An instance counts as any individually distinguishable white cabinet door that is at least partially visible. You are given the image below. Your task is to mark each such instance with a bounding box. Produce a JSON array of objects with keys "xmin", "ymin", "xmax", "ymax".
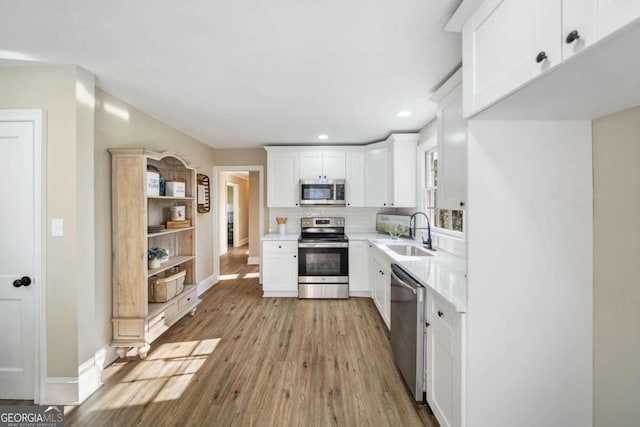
[
  {"xmin": 388, "ymin": 136, "xmax": 418, "ymax": 208},
  {"xmin": 262, "ymin": 241, "xmax": 298, "ymax": 295},
  {"xmin": 322, "ymin": 151, "xmax": 346, "ymax": 179},
  {"xmin": 345, "ymin": 151, "xmax": 365, "ymax": 207},
  {"xmin": 437, "ymin": 82, "xmax": 467, "ymax": 211},
  {"xmin": 595, "ymin": 0, "xmax": 640, "ymax": 39},
  {"xmin": 267, "ymin": 152, "xmax": 299, "ymax": 207},
  {"xmin": 562, "ymin": 0, "xmax": 596, "ymax": 60},
  {"xmin": 371, "ymin": 254, "xmax": 390, "ymax": 329},
  {"xmin": 426, "ymin": 289, "xmax": 463, "ymax": 427},
  {"xmin": 462, "ymin": 0, "xmax": 561, "ymax": 116},
  {"xmin": 427, "ymin": 327, "xmax": 458, "ymax": 427},
  {"xmin": 364, "ymin": 145, "xmax": 389, "ymax": 207},
  {"xmin": 348, "ymin": 240, "xmax": 369, "ymax": 295},
  {"xmin": 299, "ymin": 151, "xmax": 345, "ymax": 180},
  {"xmin": 299, "ymin": 151, "xmax": 323, "ymax": 180}
]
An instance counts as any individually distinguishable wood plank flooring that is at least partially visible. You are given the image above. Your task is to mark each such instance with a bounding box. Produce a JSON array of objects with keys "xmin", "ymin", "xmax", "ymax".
[{"xmin": 5, "ymin": 245, "xmax": 439, "ymax": 426}]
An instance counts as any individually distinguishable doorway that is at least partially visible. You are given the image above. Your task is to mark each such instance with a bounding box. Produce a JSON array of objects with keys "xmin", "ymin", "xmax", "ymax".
[{"xmin": 213, "ymin": 166, "xmax": 264, "ymax": 280}]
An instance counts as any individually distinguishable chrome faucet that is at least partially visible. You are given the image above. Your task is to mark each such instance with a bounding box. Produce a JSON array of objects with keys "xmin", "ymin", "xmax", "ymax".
[{"xmin": 409, "ymin": 211, "xmax": 435, "ymax": 251}]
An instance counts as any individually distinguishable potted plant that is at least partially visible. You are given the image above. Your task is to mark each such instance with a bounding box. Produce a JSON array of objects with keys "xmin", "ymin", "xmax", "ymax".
[{"xmin": 148, "ymin": 247, "xmax": 168, "ymax": 269}]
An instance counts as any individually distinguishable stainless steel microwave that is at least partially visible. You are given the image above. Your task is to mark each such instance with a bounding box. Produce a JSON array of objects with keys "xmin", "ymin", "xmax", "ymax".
[{"xmin": 299, "ymin": 179, "xmax": 346, "ymax": 206}]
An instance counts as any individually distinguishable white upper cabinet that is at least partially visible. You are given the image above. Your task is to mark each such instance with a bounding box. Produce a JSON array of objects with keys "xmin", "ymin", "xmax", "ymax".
[
  {"xmin": 463, "ymin": 0, "xmax": 561, "ymax": 116},
  {"xmin": 364, "ymin": 144, "xmax": 389, "ymax": 207},
  {"xmin": 299, "ymin": 151, "xmax": 323, "ymax": 179},
  {"xmin": 267, "ymin": 150, "xmax": 299, "ymax": 207},
  {"xmin": 299, "ymin": 151, "xmax": 345, "ymax": 180},
  {"xmin": 387, "ymin": 134, "xmax": 418, "ymax": 208},
  {"xmin": 345, "ymin": 151, "xmax": 365, "ymax": 207},
  {"xmin": 433, "ymin": 70, "xmax": 467, "ymax": 211},
  {"xmin": 463, "ymin": 0, "xmax": 640, "ymax": 117}
]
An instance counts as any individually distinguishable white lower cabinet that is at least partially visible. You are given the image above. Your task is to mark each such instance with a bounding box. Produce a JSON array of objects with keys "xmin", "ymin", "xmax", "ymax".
[
  {"xmin": 370, "ymin": 248, "xmax": 390, "ymax": 329},
  {"xmin": 261, "ymin": 241, "xmax": 298, "ymax": 297},
  {"xmin": 348, "ymin": 240, "xmax": 369, "ymax": 296},
  {"xmin": 426, "ymin": 289, "xmax": 463, "ymax": 427}
]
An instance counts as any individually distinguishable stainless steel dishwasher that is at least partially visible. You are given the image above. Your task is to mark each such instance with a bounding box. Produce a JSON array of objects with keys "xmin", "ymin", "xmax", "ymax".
[{"xmin": 390, "ymin": 263, "xmax": 426, "ymax": 402}]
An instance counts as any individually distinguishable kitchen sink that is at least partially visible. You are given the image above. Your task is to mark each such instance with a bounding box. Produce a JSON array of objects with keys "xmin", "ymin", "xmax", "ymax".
[{"xmin": 385, "ymin": 244, "xmax": 434, "ymax": 257}]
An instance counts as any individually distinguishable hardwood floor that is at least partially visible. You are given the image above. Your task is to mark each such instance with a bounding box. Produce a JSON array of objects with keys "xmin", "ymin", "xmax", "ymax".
[{"xmin": 5, "ymin": 245, "xmax": 439, "ymax": 426}]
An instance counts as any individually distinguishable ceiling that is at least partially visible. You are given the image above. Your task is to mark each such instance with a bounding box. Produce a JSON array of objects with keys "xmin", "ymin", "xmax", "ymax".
[{"xmin": 0, "ymin": 0, "xmax": 462, "ymax": 148}]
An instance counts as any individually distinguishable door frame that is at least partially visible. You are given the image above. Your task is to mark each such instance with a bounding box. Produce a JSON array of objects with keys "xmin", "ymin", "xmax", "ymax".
[
  {"xmin": 212, "ymin": 166, "xmax": 264, "ymax": 283},
  {"xmin": 0, "ymin": 109, "xmax": 46, "ymax": 402}
]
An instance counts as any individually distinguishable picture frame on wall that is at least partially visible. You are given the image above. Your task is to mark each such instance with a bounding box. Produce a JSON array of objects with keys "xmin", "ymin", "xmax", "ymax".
[{"xmin": 197, "ymin": 173, "xmax": 211, "ymax": 213}]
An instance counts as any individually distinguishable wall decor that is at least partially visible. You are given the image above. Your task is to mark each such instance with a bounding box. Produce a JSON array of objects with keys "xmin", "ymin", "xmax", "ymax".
[{"xmin": 197, "ymin": 173, "xmax": 211, "ymax": 213}]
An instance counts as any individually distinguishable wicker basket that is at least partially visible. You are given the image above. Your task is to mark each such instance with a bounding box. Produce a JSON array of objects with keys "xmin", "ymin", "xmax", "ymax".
[{"xmin": 148, "ymin": 269, "xmax": 186, "ymax": 302}]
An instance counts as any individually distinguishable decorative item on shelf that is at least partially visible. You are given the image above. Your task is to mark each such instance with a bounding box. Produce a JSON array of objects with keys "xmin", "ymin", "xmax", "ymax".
[
  {"xmin": 147, "ymin": 224, "xmax": 166, "ymax": 233},
  {"xmin": 148, "ymin": 247, "xmax": 169, "ymax": 269},
  {"xmin": 197, "ymin": 173, "xmax": 211, "ymax": 213},
  {"xmin": 165, "ymin": 180, "xmax": 186, "ymax": 197},
  {"xmin": 276, "ymin": 217, "xmax": 287, "ymax": 235},
  {"xmin": 170, "ymin": 204, "xmax": 186, "ymax": 221},
  {"xmin": 146, "ymin": 164, "xmax": 165, "ymax": 196},
  {"xmin": 146, "ymin": 170, "xmax": 160, "ymax": 197},
  {"xmin": 148, "ymin": 269, "xmax": 186, "ymax": 302},
  {"xmin": 166, "ymin": 219, "xmax": 191, "ymax": 229}
]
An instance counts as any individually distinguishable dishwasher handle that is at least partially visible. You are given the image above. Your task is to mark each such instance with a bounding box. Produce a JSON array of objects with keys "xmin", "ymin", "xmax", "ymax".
[{"xmin": 390, "ymin": 264, "xmax": 422, "ymax": 295}]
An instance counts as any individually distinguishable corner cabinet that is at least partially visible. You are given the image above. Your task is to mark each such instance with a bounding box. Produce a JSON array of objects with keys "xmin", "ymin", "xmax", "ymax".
[{"xmin": 109, "ymin": 149, "xmax": 201, "ymax": 359}]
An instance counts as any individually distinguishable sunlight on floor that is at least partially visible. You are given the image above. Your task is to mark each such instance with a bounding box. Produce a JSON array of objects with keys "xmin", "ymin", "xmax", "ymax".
[
  {"xmin": 219, "ymin": 272, "xmax": 259, "ymax": 280},
  {"xmin": 92, "ymin": 339, "xmax": 220, "ymax": 409}
]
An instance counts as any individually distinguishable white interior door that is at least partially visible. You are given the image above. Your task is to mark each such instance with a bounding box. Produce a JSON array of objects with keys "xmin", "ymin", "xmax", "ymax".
[{"xmin": 0, "ymin": 117, "xmax": 38, "ymax": 399}]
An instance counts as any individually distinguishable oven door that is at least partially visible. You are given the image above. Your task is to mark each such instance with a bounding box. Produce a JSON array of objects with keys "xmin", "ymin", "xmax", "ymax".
[{"xmin": 298, "ymin": 243, "xmax": 349, "ymax": 283}]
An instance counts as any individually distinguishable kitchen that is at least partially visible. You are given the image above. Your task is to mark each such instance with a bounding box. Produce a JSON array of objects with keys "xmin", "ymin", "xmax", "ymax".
[{"xmin": 0, "ymin": 1, "xmax": 639, "ymax": 426}]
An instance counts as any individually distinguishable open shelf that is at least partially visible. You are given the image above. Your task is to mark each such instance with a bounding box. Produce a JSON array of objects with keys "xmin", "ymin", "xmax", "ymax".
[
  {"xmin": 147, "ymin": 256, "xmax": 195, "ymax": 277},
  {"xmin": 147, "ymin": 226, "xmax": 195, "ymax": 238},
  {"xmin": 147, "ymin": 195, "xmax": 195, "ymax": 200}
]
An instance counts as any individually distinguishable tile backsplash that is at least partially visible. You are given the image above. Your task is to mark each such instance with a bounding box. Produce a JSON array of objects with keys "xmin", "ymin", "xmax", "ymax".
[{"xmin": 268, "ymin": 207, "xmax": 382, "ymax": 234}]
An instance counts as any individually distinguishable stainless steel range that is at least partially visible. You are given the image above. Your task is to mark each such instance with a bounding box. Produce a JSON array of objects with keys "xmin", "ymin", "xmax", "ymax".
[{"xmin": 298, "ymin": 217, "xmax": 349, "ymax": 299}]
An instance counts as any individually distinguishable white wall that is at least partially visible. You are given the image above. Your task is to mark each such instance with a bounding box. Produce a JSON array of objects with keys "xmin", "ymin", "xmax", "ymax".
[
  {"xmin": 593, "ymin": 106, "xmax": 640, "ymax": 427},
  {"xmin": 466, "ymin": 120, "xmax": 593, "ymax": 427}
]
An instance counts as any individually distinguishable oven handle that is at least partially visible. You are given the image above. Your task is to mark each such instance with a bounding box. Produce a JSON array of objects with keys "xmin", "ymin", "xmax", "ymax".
[{"xmin": 298, "ymin": 242, "xmax": 349, "ymax": 248}]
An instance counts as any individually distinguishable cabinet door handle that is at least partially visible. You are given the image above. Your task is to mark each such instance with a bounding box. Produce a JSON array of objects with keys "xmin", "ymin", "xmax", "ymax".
[
  {"xmin": 383, "ymin": 203, "xmax": 386, "ymax": 206},
  {"xmin": 278, "ymin": 245, "xmax": 282, "ymax": 248},
  {"xmin": 566, "ymin": 30, "xmax": 580, "ymax": 44},
  {"xmin": 535, "ymin": 51, "xmax": 547, "ymax": 63},
  {"xmin": 437, "ymin": 310, "xmax": 444, "ymax": 317},
  {"xmin": 460, "ymin": 201, "xmax": 465, "ymax": 207},
  {"xmin": 425, "ymin": 322, "xmax": 430, "ymax": 327},
  {"xmin": 293, "ymin": 255, "xmax": 296, "ymax": 258}
]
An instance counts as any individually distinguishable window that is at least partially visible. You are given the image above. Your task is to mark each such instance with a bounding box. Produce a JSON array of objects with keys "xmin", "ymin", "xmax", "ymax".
[{"xmin": 421, "ymin": 143, "xmax": 464, "ymax": 234}]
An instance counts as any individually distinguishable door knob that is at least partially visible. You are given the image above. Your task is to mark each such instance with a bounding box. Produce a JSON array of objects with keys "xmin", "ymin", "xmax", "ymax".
[
  {"xmin": 13, "ymin": 276, "xmax": 32, "ymax": 287},
  {"xmin": 535, "ymin": 51, "xmax": 547, "ymax": 63}
]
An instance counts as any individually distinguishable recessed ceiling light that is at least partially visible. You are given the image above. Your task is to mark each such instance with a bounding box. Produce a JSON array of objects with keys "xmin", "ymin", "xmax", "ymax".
[
  {"xmin": 318, "ymin": 134, "xmax": 329, "ymax": 140},
  {"xmin": 397, "ymin": 110, "xmax": 412, "ymax": 117}
]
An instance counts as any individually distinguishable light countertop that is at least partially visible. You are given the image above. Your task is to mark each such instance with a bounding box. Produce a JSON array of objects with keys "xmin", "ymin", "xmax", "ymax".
[
  {"xmin": 351, "ymin": 234, "xmax": 467, "ymax": 312},
  {"xmin": 261, "ymin": 232, "xmax": 467, "ymax": 312}
]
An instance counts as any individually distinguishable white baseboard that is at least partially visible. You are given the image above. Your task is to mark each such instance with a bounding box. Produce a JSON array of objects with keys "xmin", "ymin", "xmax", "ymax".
[
  {"xmin": 43, "ymin": 377, "xmax": 79, "ymax": 405},
  {"xmin": 198, "ymin": 273, "xmax": 218, "ymax": 296},
  {"xmin": 236, "ymin": 237, "xmax": 248, "ymax": 246},
  {"xmin": 263, "ymin": 291, "xmax": 298, "ymax": 297},
  {"xmin": 247, "ymin": 256, "xmax": 260, "ymax": 265},
  {"xmin": 349, "ymin": 291, "xmax": 372, "ymax": 298},
  {"xmin": 78, "ymin": 356, "xmax": 102, "ymax": 404}
]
